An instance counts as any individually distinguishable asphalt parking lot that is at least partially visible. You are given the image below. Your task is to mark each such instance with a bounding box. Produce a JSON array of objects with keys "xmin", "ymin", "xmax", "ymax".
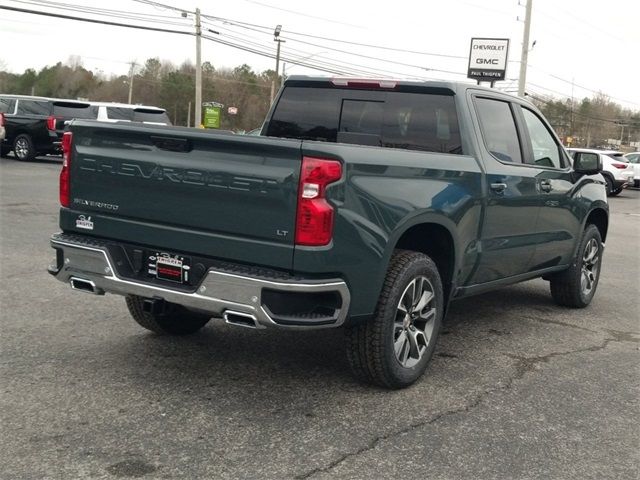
[{"xmin": 1, "ymin": 155, "xmax": 639, "ymax": 480}]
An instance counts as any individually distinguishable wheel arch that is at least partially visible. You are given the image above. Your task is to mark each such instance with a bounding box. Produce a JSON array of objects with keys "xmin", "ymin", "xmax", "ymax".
[
  {"xmin": 584, "ymin": 207, "xmax": 608, "ymax": 243},
  {"xmin": 385, "ymin": 219, "xmax": 458, "ymax": 304}
]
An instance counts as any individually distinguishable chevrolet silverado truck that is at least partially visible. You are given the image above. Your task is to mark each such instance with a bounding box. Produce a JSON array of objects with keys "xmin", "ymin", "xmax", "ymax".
[{"xmin": 48, "ymin": 77, "xmax": 609, "ymax": 388}]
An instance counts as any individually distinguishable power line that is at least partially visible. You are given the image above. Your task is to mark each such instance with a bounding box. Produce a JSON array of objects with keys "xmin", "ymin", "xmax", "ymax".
[
  {"xmin": 0, "ymin": 5, "xmax": 193, "ymax": 35},
  {"xmin": 239, "ymin": 0, "xmax": 366, "ymax": 29},
  {"xmin": 201, "ymin": 21, "xmax": 446, "ymax": 80},
  {"xmin": 10, "ymin": 0, "xmax": 192, "ymax": 23},
  {"xmin": 526, "ymin": 91, "xmax": 637, "ymax": 125}
]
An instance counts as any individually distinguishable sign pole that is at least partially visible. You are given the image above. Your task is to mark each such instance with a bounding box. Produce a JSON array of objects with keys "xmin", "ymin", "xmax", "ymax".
[{"xmin": 517, "ymin": 0, "xmax": 533, "ymax": 97}]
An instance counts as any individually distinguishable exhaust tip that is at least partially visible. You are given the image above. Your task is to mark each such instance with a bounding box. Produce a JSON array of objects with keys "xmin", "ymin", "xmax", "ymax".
[
  {"xmin": 70, "ymin": 277, "xmax": 102, "ymax": 295},
  {"xmin": 224, "ymin": 310, "xmax": 259, "ymax": 329}
]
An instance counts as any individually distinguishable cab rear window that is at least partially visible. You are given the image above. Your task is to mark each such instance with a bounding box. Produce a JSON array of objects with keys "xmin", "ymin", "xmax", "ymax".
[{"xmin": 267, "ymin": 86, "xmax": 462, "ymax": 154}]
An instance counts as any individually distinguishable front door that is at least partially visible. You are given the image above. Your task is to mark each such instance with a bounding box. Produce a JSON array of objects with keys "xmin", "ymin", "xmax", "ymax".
[{"xmin": 516, "ymin": 105, "xmax": 582, "ymax": 270}]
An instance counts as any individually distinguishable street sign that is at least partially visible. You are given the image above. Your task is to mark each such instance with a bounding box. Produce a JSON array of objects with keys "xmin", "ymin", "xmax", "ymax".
[
  {"xmin": 467, "ymin": 38, "xmax": 510, "ymax": 81},
  {"xmin": 203, "ymin": 103, "xmax": 223, "ymax": 129}
]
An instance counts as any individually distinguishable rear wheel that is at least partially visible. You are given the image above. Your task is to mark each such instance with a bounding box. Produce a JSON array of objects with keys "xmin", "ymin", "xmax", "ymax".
[
  {"xmin": 549, "ymin": 224, "xmax": 602, "ymax": 308},
  {"xmin": 125, "ymin": 295, "xmax": 211, "ymax": 335},
  {"xmin": 603, "ymin": 175, "xmax": 615, "ymax": 196},
  {"xmin": 345, "ymin": 250, "xmax": 443, "ymax": 389},
  {"xmin": 13, "ymin": 134, "xmax": 36, "ymax": 161}
]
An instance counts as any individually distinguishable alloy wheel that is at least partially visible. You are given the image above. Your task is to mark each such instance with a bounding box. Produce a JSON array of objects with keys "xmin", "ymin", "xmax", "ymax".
[
  {"xmin": 393, "ymin": 276, "xmax": 437, "ymax": 368},
  {"xmin": 581, "ymin": 238, "xmax": 599, "ymax": 296},
  {"xmin": 15, "ymin": 139, "xmax": 29, "ymax": 159}
]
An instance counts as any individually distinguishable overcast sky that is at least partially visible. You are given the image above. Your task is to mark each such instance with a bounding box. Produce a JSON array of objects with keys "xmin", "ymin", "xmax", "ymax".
[{"xmin": 1, "ymin": 0, "xmax": 638, "ymax": 109}]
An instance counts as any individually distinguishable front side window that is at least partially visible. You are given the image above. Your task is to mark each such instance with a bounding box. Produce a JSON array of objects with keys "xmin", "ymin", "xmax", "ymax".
[
  {"xmin": 474, "ymin": 97, "xmax": 522, "ymax": 163},
  {"xmin": 521, "ymin": 108, "xmax": 562, "ymax": 168}
]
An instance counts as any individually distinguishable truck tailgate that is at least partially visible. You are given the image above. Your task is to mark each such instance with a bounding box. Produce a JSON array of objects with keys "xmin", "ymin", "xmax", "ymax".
[{"xmin": 63, "ymin": 121, "xmax": 302, "ymax": 270}]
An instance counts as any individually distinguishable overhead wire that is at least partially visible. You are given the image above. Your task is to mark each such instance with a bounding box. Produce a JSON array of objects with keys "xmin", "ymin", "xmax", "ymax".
[{"xmin": 0, "ymin": 4, "xmax": 193, "ymax": 35}]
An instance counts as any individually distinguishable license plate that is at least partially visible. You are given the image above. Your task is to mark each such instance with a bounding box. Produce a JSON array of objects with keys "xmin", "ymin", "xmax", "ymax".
[{"xmin": 148, "ymin": 252, "xmax": 191, "ymax": 283}]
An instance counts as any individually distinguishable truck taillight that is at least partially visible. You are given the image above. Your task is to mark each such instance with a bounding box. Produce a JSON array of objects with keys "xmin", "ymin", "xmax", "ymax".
[
  {"xmin": 47, "ymin": 115, "xmax": 60, "ymax": 131},
  {"xmin": 295, "ymin": 156, "xmax": 342, "ymax": 246},
  {"xmin": 59, "ymin": 132, "xmax": 73, "ymax": 207}
]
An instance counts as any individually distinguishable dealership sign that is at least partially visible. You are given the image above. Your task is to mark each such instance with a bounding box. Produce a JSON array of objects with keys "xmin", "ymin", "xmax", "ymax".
[{"xmin": 467, "ymin": 38, "xmax": 509, "ymax": 81}]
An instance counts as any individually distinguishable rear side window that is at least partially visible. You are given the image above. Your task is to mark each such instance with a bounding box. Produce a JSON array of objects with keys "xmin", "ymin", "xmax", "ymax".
[
  {"xmin": 0, "ymin": 98, "xmax": 16, "ymax": 114},
  {"xmin": 106, "ymin": 107, "xmax": 134, "ymax": 121},
  {"xmin": 17, "ymin": 100, "xmax": 51, "ymax": 116},
  {"xmin": 474, "ymin": 97, "xmax": 522, "ymax": 163},
  {"xmin": 267, "ymin": 86, "xmax": 462, "ymax": 154},
  {"xmin": 52, "ymin": 102, "xmax": 98, "ymax": 119}
]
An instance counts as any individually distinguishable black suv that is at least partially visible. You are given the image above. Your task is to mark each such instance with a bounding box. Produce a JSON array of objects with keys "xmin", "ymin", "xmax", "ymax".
[{"xmin": 0, "ymin": 95, "xmax": 98, "ymax": 161}]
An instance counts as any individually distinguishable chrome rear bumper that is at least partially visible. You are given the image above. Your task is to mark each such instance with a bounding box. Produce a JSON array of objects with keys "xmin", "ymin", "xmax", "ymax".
[{"xmin": 49, "ymin": 234, "xmax": 350, "ymax": 330}]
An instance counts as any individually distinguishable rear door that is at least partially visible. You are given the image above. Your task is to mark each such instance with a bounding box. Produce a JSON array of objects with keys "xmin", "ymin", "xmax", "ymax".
[{"xmin": 66, "ymin": 122, "xmax": 302, "ymax": 270}]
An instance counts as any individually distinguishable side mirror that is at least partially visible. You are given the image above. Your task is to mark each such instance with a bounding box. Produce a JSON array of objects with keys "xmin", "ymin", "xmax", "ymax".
[{"xmin": 573, "ymin": 152, "xmax": 602, "ymax": 175}]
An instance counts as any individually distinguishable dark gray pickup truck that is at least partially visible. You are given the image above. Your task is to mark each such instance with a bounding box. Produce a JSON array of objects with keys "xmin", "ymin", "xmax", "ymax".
[{"xmin": 49, "ymin": 77, "xmax": 608, "ymax": 388}]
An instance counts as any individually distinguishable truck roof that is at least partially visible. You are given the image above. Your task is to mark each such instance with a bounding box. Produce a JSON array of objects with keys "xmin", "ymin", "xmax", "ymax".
[{"xmin": 284, "ymin": 75, "xmax": 518, "ymax": 98}]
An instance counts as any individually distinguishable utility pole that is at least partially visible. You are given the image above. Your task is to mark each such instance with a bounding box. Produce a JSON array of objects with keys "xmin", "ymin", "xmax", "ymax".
[
  {"xmin": 270, "ymin": 25, "xmax": 283, "ymax": 103},
  {"xmin": 127, "ymin": 61, "xmax": 136, "ymax": 104},
  {"xmin": 195, "ymin": 8, "xmax": 202, "ymax": 127},
  {"xmin": 281, "ymin": 62, "xmax": 286, "ymax": 89},
  {"xmin": 517, "ymin": 0, "xmax": 533, "ymax": 97}
]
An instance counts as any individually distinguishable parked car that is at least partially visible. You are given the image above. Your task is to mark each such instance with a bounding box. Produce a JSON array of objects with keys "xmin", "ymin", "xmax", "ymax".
[
  {"xmin": 0, "ymin": 112, "xmax": 5, "ymax": 143},
  {"xmin": 0, "ymin": 94, "xmax": 97, "ymax": 161},
  {"xmin": 91, "ymin": 102, "xmax": 171, "ymax": 125},
  {"xmin": 566, "ymin": 148, "xmax": 634, "ymax": 196},
  {"xmin": 49, "ymin": 77, "xmax": 608, "ymax": 389},
  {"xmin": 623, "ymin": 152, "xmax": 640, "ymax": 187}
]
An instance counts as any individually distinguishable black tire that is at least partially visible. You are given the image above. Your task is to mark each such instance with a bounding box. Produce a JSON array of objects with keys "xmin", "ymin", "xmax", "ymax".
[
  {"xmin": 609, "ymin": 187, "xmax": 623, "ymax": 197},
  {"xmin": 603, "ymin": 175, "xmax": 614, "ymax": 196},
  {"xmin": 549, "ymin": 224, "xmax": 602, "ymax": 308},
  {"xmin": 13, "ymin": 134, "xmax": 36, "ymax": 161},
  {"xmin": 125, "ymin": 295, "xmax": 211, "ymax": 335},
  {"xmin": 345, "ymin": 250, "xmax": 443, "ymax": 389}
]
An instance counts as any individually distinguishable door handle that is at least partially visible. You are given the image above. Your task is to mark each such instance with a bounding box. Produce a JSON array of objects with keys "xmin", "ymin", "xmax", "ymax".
[
  {"xmin": 539, "ymin": 180, "xmax": 552, "ymax": 192},
  {"xmin": 490, "ymin": 182, "xmax": 507, "ymax": 193}
]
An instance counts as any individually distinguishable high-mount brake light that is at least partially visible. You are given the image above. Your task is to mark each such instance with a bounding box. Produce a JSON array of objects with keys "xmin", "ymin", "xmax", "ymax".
[
  {"xmin": 331, "ymin": 78, "xmax": 397, "ymax": 89},
  {"xmin": 59, "ymin": 132, "xmax": 73, "ymax": 207},
  {"xmin": 295, "ymin": 157, "xmax": 342, "ymax": 246}
]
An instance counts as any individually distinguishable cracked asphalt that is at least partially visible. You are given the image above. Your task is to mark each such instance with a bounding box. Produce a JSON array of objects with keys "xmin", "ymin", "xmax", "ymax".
[{"xmin": 1, "ymin": 157, "xmax": 639, "ymax": 480}]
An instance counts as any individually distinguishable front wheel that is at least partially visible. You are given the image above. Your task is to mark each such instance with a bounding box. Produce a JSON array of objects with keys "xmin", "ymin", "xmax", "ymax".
[
  {"xmin": 345, "ymin": 250, "xmax": 443, "ymax": 389},
  {"xmin": 125, "ymin": 295, "xmax": 211, "ymax": 335},
  {"xmin": 549, "ymin": 224, "xmax": 603, "ymax": 308}
]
